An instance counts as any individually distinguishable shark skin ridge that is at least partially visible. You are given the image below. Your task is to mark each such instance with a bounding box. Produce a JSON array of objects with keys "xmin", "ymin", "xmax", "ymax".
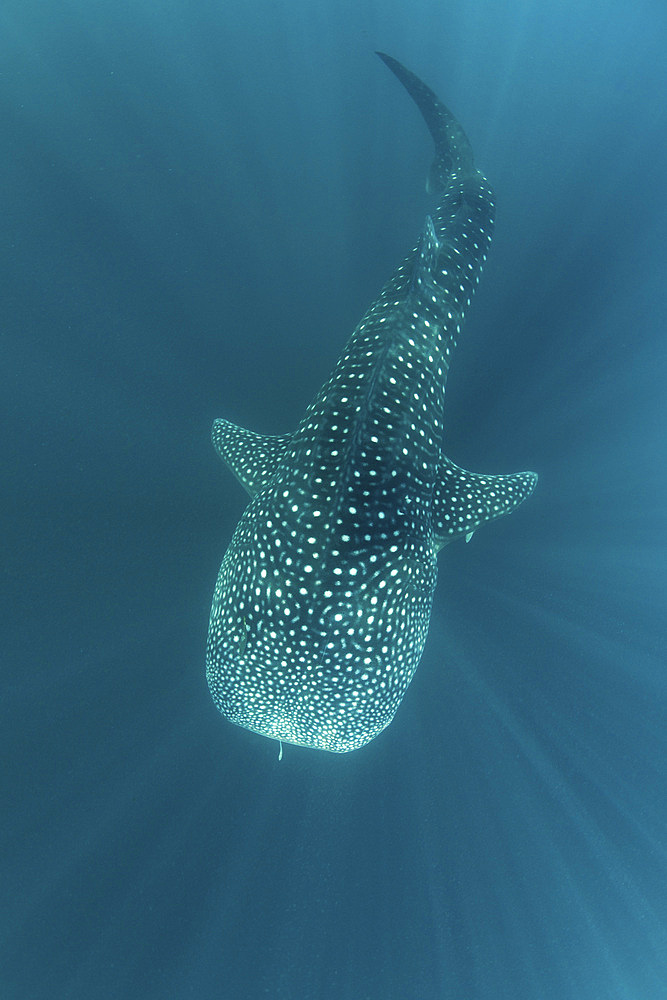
[{"xmin": 206, "ymin": 54, "xmax": 538, "ymax": 754}]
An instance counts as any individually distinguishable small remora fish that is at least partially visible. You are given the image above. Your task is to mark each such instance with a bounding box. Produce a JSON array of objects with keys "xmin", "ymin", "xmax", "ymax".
[{"xmin": 206, "ymin": 53, "xmax": 537, "ymax": 754}]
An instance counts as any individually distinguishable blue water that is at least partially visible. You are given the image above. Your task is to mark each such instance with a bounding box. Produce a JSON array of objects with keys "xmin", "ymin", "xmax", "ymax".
[{"xmin": 2, "ymin": 1, "xmax": 666, "ymax": 998}]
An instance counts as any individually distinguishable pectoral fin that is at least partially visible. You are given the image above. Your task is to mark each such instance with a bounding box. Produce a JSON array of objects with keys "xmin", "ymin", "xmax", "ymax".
[
  {"xmin": 433, "ymin": 454, "xmax": 537, "ymax": 550},
  {"xmin": 212, "ymin": 419, "xmax": 293, "ymax": 496}
]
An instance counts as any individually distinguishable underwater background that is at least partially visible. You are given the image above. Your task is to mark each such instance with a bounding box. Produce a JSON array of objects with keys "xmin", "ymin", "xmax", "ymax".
[{"xmin": 2, "ymin": 0, "xmax": 666, "ymax": 997}]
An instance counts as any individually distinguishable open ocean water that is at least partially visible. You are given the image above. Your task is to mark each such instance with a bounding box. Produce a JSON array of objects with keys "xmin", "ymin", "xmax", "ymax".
[{"xmin": 2, "ymin": 1, "xmax": 666, "ymax": 998}]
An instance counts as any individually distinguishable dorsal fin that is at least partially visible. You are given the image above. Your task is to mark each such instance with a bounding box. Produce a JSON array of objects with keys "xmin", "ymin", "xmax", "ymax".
[{"xmin": 409, "ymin": 215, "xmax": 440, "ymax": 298}]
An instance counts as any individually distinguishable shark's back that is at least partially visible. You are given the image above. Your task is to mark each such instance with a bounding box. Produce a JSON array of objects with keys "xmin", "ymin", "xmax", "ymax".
[
  {"xmin": 206, "ymin": 55, "xmax": 537, "ymax": 753},
  {"xmin": 285, "ymin": 55, "xmax": 494, "ymax": 529}
]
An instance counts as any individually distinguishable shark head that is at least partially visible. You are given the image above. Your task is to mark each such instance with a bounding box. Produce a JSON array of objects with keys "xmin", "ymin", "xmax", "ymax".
[
  {"xmin": 205, "ymin": 54, "xmax": 537, "ymax": 754},
  {"xmin": 207, "ymin": 467, "xmax": 439, "ymax": 752}
]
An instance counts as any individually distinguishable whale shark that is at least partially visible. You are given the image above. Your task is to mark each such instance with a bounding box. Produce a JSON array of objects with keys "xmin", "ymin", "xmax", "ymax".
[{"xmin": 206, "ymin": 53, "xmax": 537, "ymax": 753}]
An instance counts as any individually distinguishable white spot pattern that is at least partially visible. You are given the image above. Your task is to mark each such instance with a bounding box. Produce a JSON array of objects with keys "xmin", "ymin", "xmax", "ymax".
[{"xmin": 206, "ymin": 55, "xmax": 537, "ymax": 753}]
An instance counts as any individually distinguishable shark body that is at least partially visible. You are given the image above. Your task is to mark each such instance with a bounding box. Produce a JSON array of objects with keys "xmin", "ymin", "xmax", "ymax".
[{"xmin": 206, "ymin": 54, "xmax": 537, "ymax": 753}]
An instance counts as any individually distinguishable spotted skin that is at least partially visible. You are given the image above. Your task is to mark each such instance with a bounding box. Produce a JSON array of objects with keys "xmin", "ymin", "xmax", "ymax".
[{"xmin": 206, "ymin": 54, "xmax": 537, "ymax": 753}]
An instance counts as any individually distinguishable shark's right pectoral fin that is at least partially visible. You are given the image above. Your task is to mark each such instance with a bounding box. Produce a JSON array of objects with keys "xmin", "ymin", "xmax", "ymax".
[
  {"xmin": 432, "ymin": 454, "xmax": 537, "ymax": 551},
  {"xmin": 211, "ymin": 418, "xmax": 293, "ymax": 496}
]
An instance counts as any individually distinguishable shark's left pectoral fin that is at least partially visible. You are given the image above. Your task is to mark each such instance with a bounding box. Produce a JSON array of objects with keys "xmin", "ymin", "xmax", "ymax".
[
  {"xmin": 433, "ymin": 455, "xmax": 537, "ymax": 550},
  {"xmin": 212, "ymin": 418, "xmax": 293, "ymax": 496}
]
